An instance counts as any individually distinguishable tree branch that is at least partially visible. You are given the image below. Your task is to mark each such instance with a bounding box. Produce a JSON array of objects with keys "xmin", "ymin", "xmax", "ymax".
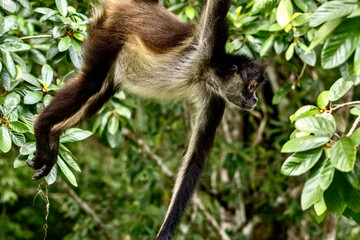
[
  {"xmin": 20, "ymin": 35, "xmax": 52, "ymax": 40},
  {"xmin": 58, "ymin": 181, "xmax": 114, "ymax": 240},
  {"xmin": 327, "ymin": 101, "xmax": 360, "ymax": 113},
  {"xmin": 347, "ymin": 115, "xmax": 360, "ymax": 137}
]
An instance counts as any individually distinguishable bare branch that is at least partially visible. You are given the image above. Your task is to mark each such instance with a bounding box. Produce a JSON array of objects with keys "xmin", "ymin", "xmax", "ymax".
[
  {"xmin": 347, "ymin": 115, "xmax": 360, "ymax": 137},
  {"xmin": 121, "ymin": 128, "xmax": 174, "ymax": 177},
  {"xmin": 328, "ymin": 101, "xmax": 360, "ymax": 113},
  {"xmin": 58, "ymin": 181, "xmax": 114, "ymax": 240},
  {"xmin": 20, "ymin": 35, "xmax": 52, "ymax": 40}
]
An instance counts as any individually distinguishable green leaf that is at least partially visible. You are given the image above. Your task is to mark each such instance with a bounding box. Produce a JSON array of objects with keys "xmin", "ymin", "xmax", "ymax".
[
  {"xmin": 281, "ymin": 148, "xmax": 323, "ymax": 176},
  {"xmin": 56, "ymin": 0, "xmax": 68, "ymax": 17},
  {"xmin": 330, "ymin": 137, "xmax": 356, "ymax": 172},
  {"xmin": 260, "ymin": 35, "xmax": 275, "ymax": 57},
  {"xmin": 272, "ymin": 83, "xmax": 291, "ymax": 105},
  {"xmin": 115, "ymin": 106, "xmax": 132, "ymax": 119},
  {"xmin": 1, "ymin": 48, "xmax": 16, "ymax": 78},
  {"xmin": 307, "ymin": 18, "xmax": 343, "ymax": 53},
  {"xmin": 328, "ymin": 78, "xmax": 353, "ymax": 101},
  {"xmin": 319, "ymin": 159, "xmax": 335, "ymax": 191},
  {"xmin": 251, "ymin": 0, "xmax": 276, "ymax": 14},
  {"xmin": 290, "ymin": 105, "xmax": 319, "ymax": 123},
  {"xmin": 324, "ymin": 179, "xmax": 346, "ymax": 217},
  {"xmin": 0, "ymin": 42, "xmax": 30, "ymax": 52},
  {"xmin": 19, "ymin": 142, "xmax": 35, "ymax": 155},
  {"xmin": 355, "ymin": 44, "xmax": 360, "ymax": 76},
  {"xmin": 310, "ymin": 0, "xmax": 358, "ymax": 27},
  {"xmin": 57, "ymin": 156, "xmax": 77, "ymax": 187},
  {"xmin": 0, "ymin": 127, "xmax": 11, "ymax": 153},
  {"xmin": 346, "ymin": 166, "xmax": 360, "ymax": 190},
  {"xmin": 350, "ymin": 105, "xmax": 360, "ymax": 116},
  {"xmin": 8, "ymin": 121, "xmax": 29, "ymax": 133},
  {"xmin": 73, "ymin": 33, "xmax": 85, "ymax": 42},
  {"xmin": 341, "ymin": 181, "xmax": 360, "ymax": 212},
  {"xmin": 293, "ymin": 0, "xmax": 308, "ymax": 12},
  {"xmin": 13, "ymin": 158, "xmax": 27, "ymax": 168},
  {"xmin": 41, "ymin": 64, "xmax": 53, "ymax": 86},
  {"xmin": 285, "ymin": 42, "xmax": 295, "ymax": 61},
  {"xmin": 184, "ymin": 6, "xmax": 195, "ymax": 20},
  {"xmin": 314, "ymin": 196, "xmax": 327, "ymax": 216},
  {"xmin": 23, "ymin": 91, "xmax": 43, "ymax": 105},
  {"xmin": 295, "ymin": 45, "xmax": 316, "ymax": 66},
  {"xmin": 69, "ymin": 46, "xmax": 82, "ymax": 69},
  {"xmin": 281, "ymin": 136, "xmax": 329, "ymax": 153},
  {"xmin": 45, "ymin": 165, "xmax": 57, "ymax": 185},
  {"xmin": 292, "ymin": 13, "xmax": 312, "ymax": 27},
  {"xmin": 0, "ymin": 0, "xmax": 17, "ymax": 13},
  {"xmin": 321, "ymin": 20, "xmax": 360, "ymax": 69},
  {"xmin": 0, "ymin": 15, "xmax": 17, "ymax": 37},
  {"xmin": 295, "ymin": 116, "xmax": 335, "ymax": 135},
  {"xmin": 317, "ymin": 91, "xmax": 329, "ymax": 108},
  {"xmin": 58, "ymin": 36, "xmax": 71, "ymax": 52},
  {"xmin": 59, "ymin": 150, "xmax": 81, "ymax": 172},
  {"xmin": 22, "ymin": 72, "xmax": 41, "ymax": 87},
  {"xmin": 9, "ymin": 130, "xmax": 25, "ymax": 146},
  {"xmin": 107, "ymin": 115, "xmax": 119, "ymax": 135},
  {"xmin": 60, "ymin": 128, "xmax": 92, "ymax": 143},
  {"xmin": 351, "ymin": 127, "xmax": 360, "ymax": 144},
  {"xmin": 276, "ymin": 0, "xmax": 293, "ymax": 28},
  {"xmin": 17, "ymin": 0, "xmax": 31, "ymax": 10},
  {"xmin": 2, "ymin": 92, "xmax": 20, "ymax": 114},
  {"xmin": 301, "ymin": 166, "xmax": 323, "ymax": 210},
  {"xmin": 30, "ymin": 49, "xmax": 46, "ymax": 65}
]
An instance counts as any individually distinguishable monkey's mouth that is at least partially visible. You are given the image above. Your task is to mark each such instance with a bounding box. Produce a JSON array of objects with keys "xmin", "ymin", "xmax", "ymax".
[{"xmin": 227, "ymin": 96, "xmax": 256, "ymax": 111}]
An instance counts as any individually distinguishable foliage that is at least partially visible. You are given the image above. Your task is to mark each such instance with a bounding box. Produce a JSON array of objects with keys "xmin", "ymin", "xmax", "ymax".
[{"xmin": 1, "ymin": 0, "xmax": 360, "ymax": 239}]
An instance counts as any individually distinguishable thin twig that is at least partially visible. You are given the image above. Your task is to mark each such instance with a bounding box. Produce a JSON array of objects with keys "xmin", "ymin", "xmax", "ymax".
[
  {"xmin": 58, "ymin": 181, "xmax": 114, "ymax": 240},
  {"xmin": 121, "ymin": 128, "xmax": 174, "ymax": 177},
  {"xmin": 296, "ymin": 63, "xmax": 307, "ymax": 82},
  {"xmin": 327, "ymin": 101, "xmax": 360, "ymax": 113},
  {"xmin": 20, "ymin": 34, "xmax": 52, "ymax": 40},
  {"xmin": 347, "ymin": 116, "xmax": 360, "ymax": 137}
]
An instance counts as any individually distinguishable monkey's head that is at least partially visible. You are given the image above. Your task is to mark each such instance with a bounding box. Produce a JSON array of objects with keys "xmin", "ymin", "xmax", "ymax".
[{"xmin": 208, "ymin": 54, "xmax": 266, "ymax": 111}]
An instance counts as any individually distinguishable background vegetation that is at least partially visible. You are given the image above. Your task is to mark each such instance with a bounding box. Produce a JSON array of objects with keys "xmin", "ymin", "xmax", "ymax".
[{"xmin": 1, "ymin": 0, "xmax": 360, "ymax": 239}]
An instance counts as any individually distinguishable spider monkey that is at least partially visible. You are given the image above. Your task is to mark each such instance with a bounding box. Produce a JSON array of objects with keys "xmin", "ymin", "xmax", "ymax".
[{"xmin": 27, "ymin": 0, "xmax": 265, "ymax": 239}]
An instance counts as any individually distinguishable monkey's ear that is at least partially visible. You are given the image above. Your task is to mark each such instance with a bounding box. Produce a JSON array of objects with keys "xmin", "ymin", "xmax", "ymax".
[{"xmin": 229, "ymin": 64, "xmax": 238, "ymax": 74}]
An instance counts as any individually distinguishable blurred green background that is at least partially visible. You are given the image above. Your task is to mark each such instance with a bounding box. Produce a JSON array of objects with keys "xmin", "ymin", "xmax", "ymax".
[{"xmin": 1, "ymin": 0, "xmax": 360, "ymax": 239}]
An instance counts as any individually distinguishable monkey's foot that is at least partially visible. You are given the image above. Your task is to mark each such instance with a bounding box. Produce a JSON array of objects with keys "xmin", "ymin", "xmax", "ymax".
[
  {"xmin": 26, "ymin": 154, "xmax": 46, "ymax": 170},
  {"xmin": 27, "ymin": 154, "xmax": 56, "ymax": 179}
]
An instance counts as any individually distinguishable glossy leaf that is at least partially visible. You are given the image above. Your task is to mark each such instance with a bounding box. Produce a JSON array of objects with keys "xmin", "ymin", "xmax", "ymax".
[
  {"xmin": 310, "ymin": 0, "xmax": 358, "ymax": 27},
  {"xmin": 290, "ymin": 105, "xmax": 319, "ymax": 123},
  {"xmin": 23, "ymin": 91, "xmax": 42, "ymax": 105},
  {"xmin": 301, "ymin": 166, "xmax": 323, "ymax": 210},
  {"xmin": 45, "ymin": 165, "xmax": 58, "ymax": 185},
  {"xmin": 0, "ymin": 127, "xmax": 11, "ymax": 153},
  {"xmin": 328, "ymin": 78, "xmax": 353, "ymax": 101},
  {"xmin": 60, "ymin": 128, "xmax": 92, "ymax": 143},
  {"xmin": 281, "ymin": 136, "xmax": 329, "ymax": 153},
  {"xmin": 295, "ymin": 116, "xmax": 335, "ymax": 135},
  {"xmin": 58, "ymin": 36, "xmax": 72, "ymax": 52},
  {"xmin": 281, "ymin": 148, "xmax": 323, "ymax": 176},
  {"xmin": 56, "ymin": 0, "xmax": 68, "ymax": 17},
  {"xmin": 8, "ymin": 121, "xmax": 29, "ymax": 133},
  {"xmin": 317, "ymin": 91, "xmax": 329, "ymax": 109},
  {"xmin": 277, "ymin": 0, "xmax": 293, "ymax": 28},
  {"xmin": 321, "ymin": 20, "xmax": 360, "ymax": 69},
  {"xmin": 57, "ymin": 157, "xmax": 78, "ymax": 187},
  {"xmin": 319, "ymin": 159, "xmax": 335, "ymax": 191},
  {"xmin": 329, "ymin": 137, "xmax": 356, "ymax": 172}
]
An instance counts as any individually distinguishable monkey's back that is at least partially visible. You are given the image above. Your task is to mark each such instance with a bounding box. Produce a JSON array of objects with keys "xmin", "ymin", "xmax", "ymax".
[{"xmin": 86, "ymin": 0, "xmax": 201, "ymax": 101}]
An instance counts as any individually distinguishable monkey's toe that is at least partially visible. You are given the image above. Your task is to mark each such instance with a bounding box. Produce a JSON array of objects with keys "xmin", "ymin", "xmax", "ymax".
[
  {"xmin": 32, "ymin": 161, "xmax": 56, "ymax": 180},
  {"xmin": 26, "ymin": 156, "xmax": 45, "ymax": 170}
]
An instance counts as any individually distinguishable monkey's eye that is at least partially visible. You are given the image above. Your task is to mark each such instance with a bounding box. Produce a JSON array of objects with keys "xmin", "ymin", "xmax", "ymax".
[
  {"xmin": 248, "ymin": 80, "xmax": 258, "ymax": 92},
  {"xmin": 229, "ymin": 65, "xmax": 238, "ymax": 74}
]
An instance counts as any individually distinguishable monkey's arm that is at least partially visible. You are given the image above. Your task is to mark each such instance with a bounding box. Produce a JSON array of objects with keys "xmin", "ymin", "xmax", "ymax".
[
  {"xmin": 196, "ymin": 0, "xmax": 231, "ymax": 61},
  {"xmin": 157, "ymin": 93, "xmax": 225, "ymax": 240}
]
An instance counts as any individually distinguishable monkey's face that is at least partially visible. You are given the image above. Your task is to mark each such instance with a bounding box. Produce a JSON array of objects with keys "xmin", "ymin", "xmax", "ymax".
[{"xmin": 209, "ymin": 55, "xmax": 265, "ymax": 111}]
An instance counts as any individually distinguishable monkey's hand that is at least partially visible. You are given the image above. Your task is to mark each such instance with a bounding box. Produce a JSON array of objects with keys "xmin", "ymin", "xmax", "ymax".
[{"xmin": 26, "ymin": 150, "xmax": 57, "ymax": 180}]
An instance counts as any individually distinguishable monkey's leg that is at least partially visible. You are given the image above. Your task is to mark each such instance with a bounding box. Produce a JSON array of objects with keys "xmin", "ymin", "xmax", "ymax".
[
  {"xmin": 27, "ymin": 26, "xmax": 122, "ymax": 179},
  {"xmin": 157, "ymin": 94, "xmax": 225, "ymax": 240}
]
